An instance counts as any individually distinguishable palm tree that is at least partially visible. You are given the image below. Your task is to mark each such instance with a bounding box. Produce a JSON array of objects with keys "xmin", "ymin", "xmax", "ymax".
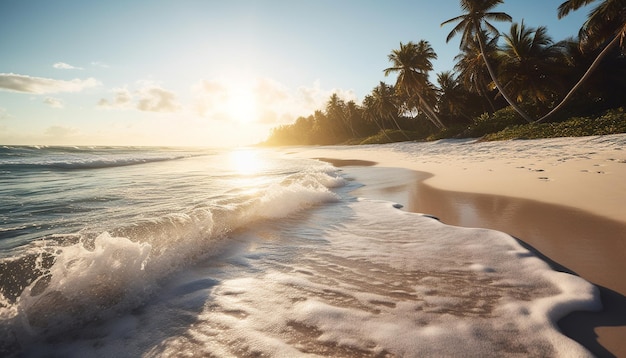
[
  {"xmin": 362, "ymin": 93, "xmax": 393, "ymax": 140},
  {"xmin": 499, "ymin": 21, "xmax": 567, "ymax": 107},
  {"xmin": 437, "ymin": 71, "xmax": 474, "ymax": 124},
  {"xmin": 371, "ymin": 82, "xmax": 410, "ymax": 138},
  {"xmin": 454, "ymin": 31, "xmax": 500, "ymax": 113},
  {"xmin": 343, "ymin": 100, "xmax": 361, "ymax": 138},
  {"xmin": 325, "ymin": 93, "xmax": 350, "ymax": 139},
  {"xmin": 384, "ymin": 41, "xmax": 446, "ymax": 129},
  {"xmin": 535, "ymin": 0, "xmax": 626, "ymax": 122},
  {"xmin": 442, "ymin": 0, "xmax": 535, "ymax": 123}
]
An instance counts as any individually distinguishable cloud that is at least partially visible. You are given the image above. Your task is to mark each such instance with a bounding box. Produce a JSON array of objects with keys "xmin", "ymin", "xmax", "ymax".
[
  {"xmin": 91, "ymin": 61, "xmax": 110, "ymax": 68},
  {"xmin": 191, "ymin": 77, "xmax": 357, "ymax": 125},
  {"xmin": 137, "ymin": 86, "xmax": 180, "ymax": 112},
  {"xmin": 191, "ymin": 80, "xmax": 229, "ymax": 116},
  {"xmin": 97, "ymin": 87, "xmax": 133, "ymax": 109},
  {"xmin": 297, "ymin": 80, "xmax": 357, "ymax": 112},
  {"xmin": 252, "ymin": 78, "xmax": 357, "ymax": 123},
  {"xmin": 0, "ymin": 73, "xmax": 101, "ymax": 94},
  {"xmin": 44, "ymin": 125, "xmax": 78, "ymax": 138},
  {"xmin": 98, "ymin": 83, "xmax": 180, "ymax": 113},
  {"xmin": 43, "ymin": 97, "xmax": 64, "ymax": 109},
  {"xmin": 53, "ymin": 62, "xmax": 83, "ymax": 70},
  {"xmin": 254, "ymin": 77, "xmax": 289, "ymax": 104},
  {"xmin": 0, "ymin": 107, "xmax": 9, "ymax": 120}
]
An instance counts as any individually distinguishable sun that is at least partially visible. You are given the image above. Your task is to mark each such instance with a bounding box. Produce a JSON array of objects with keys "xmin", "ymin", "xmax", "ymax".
[{"xmin": 225, "ymin": 86, "xmax": 258, "ymax": 124}]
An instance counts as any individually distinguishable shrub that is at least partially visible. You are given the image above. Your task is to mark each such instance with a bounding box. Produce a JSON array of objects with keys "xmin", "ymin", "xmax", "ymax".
[
  {"xmin": 462, "ymin": 107, "xmax": 527, "ymax": 138},
  {"xmin": 482, "ymin": 108, "xmax": 626, "ymax": 140}
]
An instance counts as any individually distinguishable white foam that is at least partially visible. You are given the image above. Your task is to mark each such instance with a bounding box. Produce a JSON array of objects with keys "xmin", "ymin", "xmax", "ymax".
[
  {"xmin": 54, "ymin": 197, "xmax": 597, "ymax": 358},
  {"xmin": 7, "ymin": 180, "xmax": 600, "ymax": 357},
  {"xmin": 3, "ymin": 164, "xmax": 344, "ymax": 346}
]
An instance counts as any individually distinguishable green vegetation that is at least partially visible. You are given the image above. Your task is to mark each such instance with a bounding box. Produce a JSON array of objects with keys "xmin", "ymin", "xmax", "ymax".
[
  {"xmin": 483, "ymin": 108, "xmax": 626, "ymax": 140},
  {"xmin": 262, "ymin": 0, "xmax": 626, "ymax": 146}
]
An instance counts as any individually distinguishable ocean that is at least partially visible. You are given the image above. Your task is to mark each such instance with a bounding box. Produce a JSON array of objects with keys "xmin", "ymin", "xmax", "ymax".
[{"xmin": 0, "ymin": 145, "xmax": 600, "ymax": 357}]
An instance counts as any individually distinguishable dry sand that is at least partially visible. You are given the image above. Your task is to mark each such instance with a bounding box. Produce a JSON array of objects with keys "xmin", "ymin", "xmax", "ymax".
[{"xmin": 289, "ymin": 134, "xmax": 626, "ymax": 357}]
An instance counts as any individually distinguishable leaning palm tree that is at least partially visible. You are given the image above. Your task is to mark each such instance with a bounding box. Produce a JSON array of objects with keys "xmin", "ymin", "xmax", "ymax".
[
  {"xmin": 384, "ymin": 41, "xmax": 446, "ymax": 130},
  {"xmin": 534, "ymin": 0, "xmax": 626, "ymax": 122},
  {"xmin": 454, "ymin": 31, "xmax": 500, "ymax": 113},
  {"xmin": 442, "ymin": 0, "xmax": 535, "ymax": 123}
]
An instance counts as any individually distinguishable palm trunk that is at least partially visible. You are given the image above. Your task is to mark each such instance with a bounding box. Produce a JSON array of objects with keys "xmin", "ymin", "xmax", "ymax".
[
  {"xmin": 479, "ymin": 80, "xmax": 497, "ymax": 113},
  {"xmin": 475, "ymin": 23, "xmax": 535, "ymax": 123},
  {"xmin": 388, "ymin": 114, "xmax": 411, "ymax": 139},
  {"xmin": 536, "ymin": 33, "xmax": 622, "ymax": 123},
  {"xmin": 418, "ymin": 95, "xmax": 447, "ymax": 130},
  {"xmin": 371, "ymin": 115, "xmax": 392, "ymax": 141}
]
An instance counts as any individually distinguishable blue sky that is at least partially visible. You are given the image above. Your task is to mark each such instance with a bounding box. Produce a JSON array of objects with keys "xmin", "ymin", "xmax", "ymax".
[{"xmin": 0, "ymin": 0, "xmax": 590, "ymax": 146}]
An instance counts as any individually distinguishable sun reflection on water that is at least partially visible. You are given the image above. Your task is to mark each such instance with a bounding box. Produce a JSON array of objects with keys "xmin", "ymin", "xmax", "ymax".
[{"xmin": 229, "ymin": 148, "xmax": 266, "ymax": 177}]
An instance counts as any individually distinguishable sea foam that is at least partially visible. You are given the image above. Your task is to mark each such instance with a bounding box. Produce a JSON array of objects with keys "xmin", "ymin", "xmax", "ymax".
[
  {"xmin": 34, "ymin": 197, "xmax": 600, "ymax": 358},
  {"xmin": 0, "ymin": 168, "xmax": 343, "ymax": 351}
]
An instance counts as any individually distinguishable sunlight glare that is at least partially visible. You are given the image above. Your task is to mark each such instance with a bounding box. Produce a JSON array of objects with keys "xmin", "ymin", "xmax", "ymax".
[
  {"xmin": 229, "ymin": 148, "xmax": 265, "ymax": 176},
  {"xmin": 225, "ymin": 86, "xmax": 258, "ymax": 124}
]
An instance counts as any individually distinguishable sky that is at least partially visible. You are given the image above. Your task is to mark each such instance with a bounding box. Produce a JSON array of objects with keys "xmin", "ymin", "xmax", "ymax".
[{"xmin": 0, "ymin": 0, "xmax": 591, "ymax": 147}]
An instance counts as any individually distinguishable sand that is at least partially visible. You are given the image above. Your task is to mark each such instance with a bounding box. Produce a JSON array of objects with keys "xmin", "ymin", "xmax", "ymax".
[{"xmin": 288, "ymin": 134, "xmax": 626, "ymax": 357}]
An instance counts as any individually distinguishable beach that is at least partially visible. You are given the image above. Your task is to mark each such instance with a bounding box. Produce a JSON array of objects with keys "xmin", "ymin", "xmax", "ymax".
[{"xmin": 292, "ymin": 134, "xmax": 626, "ymax": 357}]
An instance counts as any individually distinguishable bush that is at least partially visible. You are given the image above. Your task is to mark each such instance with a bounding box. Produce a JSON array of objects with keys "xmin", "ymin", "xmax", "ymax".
[
  {"xmin": 482, "ymin": 108, "xmax": 626, "ymax": 140},
  {"xmin": 426, "ymin": 126, "xmax": 465, "ymax": 141},
  {"xmin": 462, "ymin": 107, "xmax": 527, "ymax": 138},
  {"xmin": 358, "ymin": 129, "xmax": 421, "ymax": 144}
]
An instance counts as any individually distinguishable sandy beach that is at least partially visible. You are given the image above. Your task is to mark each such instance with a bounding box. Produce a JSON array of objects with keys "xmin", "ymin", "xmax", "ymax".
[{"xmin": 290, "ymin": 134, "xmax": 626, "ymax": 357}]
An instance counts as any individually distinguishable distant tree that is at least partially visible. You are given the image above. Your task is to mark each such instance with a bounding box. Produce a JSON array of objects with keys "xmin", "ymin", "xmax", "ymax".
[
  {"xmin": 436, "ymin": 71, "xmax": 474, "ymax": 125},
  {"xmin": 362, "ymin": 94, "xmax": 392, "ymax": 140},
  {"xmin": 384, "ymin": 41, "xmax": 446, "ymax": 129},
  {"xmin": 371, "ymin": 82, "xmax": 409, "ymax": 138},
  {"xmin": 325, "ymin": 93, "xmax": 350, "ymax": 140},
  {"xmin": 343, "ymin": 100, "xmax": 365, "ymax": 138}
]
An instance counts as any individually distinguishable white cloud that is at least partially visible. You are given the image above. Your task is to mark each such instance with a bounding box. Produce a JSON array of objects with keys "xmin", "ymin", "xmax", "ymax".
[
  {"xmin": 97, "ymin": 87, "xmax": 133, "ymax": 109},
  {"xmin": 91, "ymin": 61, "xmax": 110, "ymax": 68},
  {"xmin": 44, "ymin": 125, "xmax": 78, "ymax": 138},
  {"xmin": 297, "ymin": 80, "xmax": 357, "ymax": 112},
  {"xmin": 43, "ymin": 97, "xmax": 64, "ymax": 109},
  {"xmin": 53, "ymin": 62, "xmax": 83, "ymax": 70},
  {"xmin": 0, "ymin": 73, "xmax": 101, "ymax": 94},
  {"xmin": 137, "ymin": 86, "xmax": 180, "ymax": 113},
  {"xmin": 98, "ymin": 83, "xmax": 180, "ymax": 113},
  {"xmin": 0, "ymin": 107, "xmax": 9, "ymax": 120},
  {"xmin": 191, "ymin": 80, "xmax": 229, "ymax": 117},
  {"xmin": 191, "ymin": 77, "xmax": 356, "ymax": 125}
]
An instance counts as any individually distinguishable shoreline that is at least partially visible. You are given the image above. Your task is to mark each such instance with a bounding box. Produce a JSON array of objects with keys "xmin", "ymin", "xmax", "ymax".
[{"xmin": 292, "ymin": 137, "xmax": 626, "ymax": 357}]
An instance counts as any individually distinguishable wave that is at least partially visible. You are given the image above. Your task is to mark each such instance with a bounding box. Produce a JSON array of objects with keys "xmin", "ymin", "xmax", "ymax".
[
  {"xmin": 0, "ymin": 168, "xmax": 344, "ymax": 349},
  {"xmin": 0, "ymin": 155, "xmax": 194, "ymax": 171},
  {"xmin": 0, "ymin": 146, "xmax": 210, "ymax": 171}
]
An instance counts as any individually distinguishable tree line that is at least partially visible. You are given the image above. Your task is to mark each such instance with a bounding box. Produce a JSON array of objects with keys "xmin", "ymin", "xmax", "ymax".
[{"xmin": 263, "ymin": 0, "xmax": 626, "ymax": 146}]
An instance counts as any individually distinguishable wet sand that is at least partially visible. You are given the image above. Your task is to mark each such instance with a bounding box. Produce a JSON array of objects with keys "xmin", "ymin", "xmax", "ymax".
[{"xmin": 319, "ymin": 159, "xmax": 626, "ymax": 358}]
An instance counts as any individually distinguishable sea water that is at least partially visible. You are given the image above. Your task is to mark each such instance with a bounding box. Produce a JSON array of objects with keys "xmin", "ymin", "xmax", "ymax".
[{"xmin": 0, "ymin": 145, "xmax": 600, "ymax": 357}]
